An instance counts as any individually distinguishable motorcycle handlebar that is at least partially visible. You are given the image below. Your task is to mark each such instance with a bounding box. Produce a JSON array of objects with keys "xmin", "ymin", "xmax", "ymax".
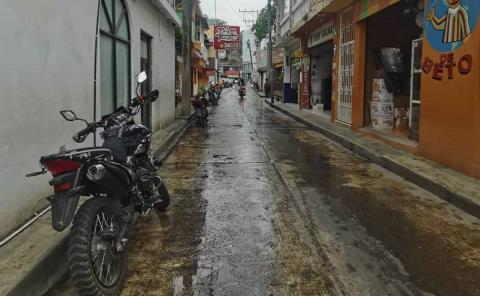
[
  {"xmin": 71, "ymin": 89, "xmax": 159, "ymax": 143},
  {"xmin": 131, "ymin": 89, "xmax": 159, "ymax": 107},
  {"xmin": 144, "ymin": 89, "xmax": 159, "ymax": 103},
  {"xmin": 73, "ymin": 124, "xmax": 95, "ymax": 143}
]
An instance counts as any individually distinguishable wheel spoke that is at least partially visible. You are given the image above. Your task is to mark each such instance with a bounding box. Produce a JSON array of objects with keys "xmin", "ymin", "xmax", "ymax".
[
  {"xmin": 96, "ymin": 215, "xmax": 104, "ymax": 233},
  {"xmin": 105, "ymin": 262, "xmax": 112, "ymax": 285},
  {"xmin": 91, "ymin": 249, "xmax": 101, "ymax": 264},
  {"xmin": 99, "ymin": 252, "xmax": 106, "ymax": 281},
  {"xmin": 88, "ymin": 206, "xmax": 125, "ymax": 287},
  {"xmin": 101, "ymin": 212, "xmax": 108, "ymax": 230}
]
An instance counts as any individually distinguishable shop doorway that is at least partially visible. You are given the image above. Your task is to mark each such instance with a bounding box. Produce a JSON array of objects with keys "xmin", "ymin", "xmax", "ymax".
[
  {"xmin": 309, "ymin": 41, "xmax": 334, "ymax": 118},
  {"xmin": 290, "ymin": 59, "xmax": 301, "ymax": 104},
  {"xmin": 364, "ymin": 2, "xmax": 422, "ymax": 141}
]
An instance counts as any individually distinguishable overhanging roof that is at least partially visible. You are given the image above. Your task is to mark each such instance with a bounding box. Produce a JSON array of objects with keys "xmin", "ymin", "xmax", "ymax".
[
  {"xmin": 291, "ymin": 0, "xmax": 352, "ymax": 36},
  {"xmin": 150, "ymin": 0, "xmax": 182, "ymax": 28}
]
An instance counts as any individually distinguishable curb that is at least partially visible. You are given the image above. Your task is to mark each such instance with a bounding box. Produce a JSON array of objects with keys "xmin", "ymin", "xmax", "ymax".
[
  {"xmin": 8, "ymin": 235, "xmax": 69, "ymax": 296},
  {"xmin": 8, "ymin": 115, "xmax": 193, "ymax": 296},
  {"xmin": 264, "ymin": 99, "xmax": 480, "ymax": 220},
  {"xmin": 152, "ymin": 114, "xmax": 194, "ymax": 162}
]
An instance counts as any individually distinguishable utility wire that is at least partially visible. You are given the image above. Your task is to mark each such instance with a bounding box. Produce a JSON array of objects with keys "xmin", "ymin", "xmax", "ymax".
[{"xmin": 224, "ymin": 0, "xmax": 245, "ymax": 22}]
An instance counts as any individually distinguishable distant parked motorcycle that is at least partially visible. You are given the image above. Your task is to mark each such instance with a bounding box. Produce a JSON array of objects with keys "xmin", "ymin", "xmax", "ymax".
[
  {"xmin": 27, "ymin": 71, "xmax": 170, "ymax": 296},
  {"xmin": 239, "ymin": 86, "xmax": 246, "ymax": 99},
  {"xmin": 215, "ymin": 83, "xmax": 222, "ymax": 99},
  {"xmin": 207, "ymin": 83, "xmax": 218, "ymax": 106},
  {"xmin": 192, "ymin": 94, "xmax": 208, "ymax": 127}
]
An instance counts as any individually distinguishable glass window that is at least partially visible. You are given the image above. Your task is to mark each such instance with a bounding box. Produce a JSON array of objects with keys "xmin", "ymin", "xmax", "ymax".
[
  {"xmin": 100, "ymin": 36, "xmax": 114, "ymax": 115},
  {"xmin": 99, "ymin": 0, "xmax": 130, "ymax": 116},
  {"xmin": 116, "ymin": 42, "xmax": 129, "ymax": 108},
  {"xmin": 114, "ymin": 0, "xmax": 125, "ymax": 26},
  {"xmin": 99, "ymin": 5, "xmax": 111, "ymax": 32}
]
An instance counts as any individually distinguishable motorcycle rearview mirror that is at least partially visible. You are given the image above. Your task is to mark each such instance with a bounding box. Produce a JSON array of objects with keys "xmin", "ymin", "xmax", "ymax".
[
  {"xmin": 60, "ymin": 110, "xmax": 78, "ymax": 121},
  {"xmin": 136, "ymin": 71, "xmax": 147, "ymax": 84}
]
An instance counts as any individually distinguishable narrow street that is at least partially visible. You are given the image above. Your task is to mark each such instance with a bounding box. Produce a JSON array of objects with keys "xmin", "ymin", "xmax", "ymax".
[{"xmin": 49, "ymin": 87, "xmax": 480, "ymax": 296}]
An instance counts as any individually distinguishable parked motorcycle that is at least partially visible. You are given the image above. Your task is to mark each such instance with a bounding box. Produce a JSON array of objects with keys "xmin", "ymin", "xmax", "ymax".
[
  {"xmin": 215, "ymin": 83, "xmax": 222, "ymax": 99},
  {"xmin": 239, "ymin": 86, "xmax": 246, "ymax": 99},
  {"xmin": 192, "ymin": 94, "xmax": 208, "ymax": 127},
  {"xmin": 26, "ymin": 71, "xmax": 170, "ymax": 296},
  {"xmin": 207, "ymin": 83, "xmax": 218, "ymax": 106}
]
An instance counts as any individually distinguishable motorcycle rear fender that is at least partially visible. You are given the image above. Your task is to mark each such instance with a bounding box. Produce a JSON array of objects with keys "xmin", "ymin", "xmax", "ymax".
[
  {"xmin": 49, "ymin": 168, "xmax": 85, "ymax": 232},
  {"xmin": 51, "ymin": 191, "xmax": 81, "ymax": 231}
]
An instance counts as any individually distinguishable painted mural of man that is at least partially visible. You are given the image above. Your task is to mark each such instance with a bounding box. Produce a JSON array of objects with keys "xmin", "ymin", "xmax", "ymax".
[{"xmin": 426, "ymin": 0, "xmax": 471, "ymax": 43}]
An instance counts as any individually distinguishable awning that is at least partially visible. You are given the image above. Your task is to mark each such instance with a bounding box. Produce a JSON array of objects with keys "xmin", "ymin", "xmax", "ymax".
[{"xmin": 149, "ymin": 0, "xmax": 182, "ymax": 28}]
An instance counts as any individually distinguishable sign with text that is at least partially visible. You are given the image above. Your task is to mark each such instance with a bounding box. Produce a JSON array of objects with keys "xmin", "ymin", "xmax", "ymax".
[
  {"xmin": 214, "ymin": 26, "xmax": 240, "ymax": 49},
  {"xmin": 308, "ymin": 21, "xmax": 335, "ymax": 48},
  {"xmin": 422, "ymin": 0, "xmax": 479, "ymax": 81},
  {"xmin": 218, "ymin": 49, "xmax": 227, "ymax": 59}
]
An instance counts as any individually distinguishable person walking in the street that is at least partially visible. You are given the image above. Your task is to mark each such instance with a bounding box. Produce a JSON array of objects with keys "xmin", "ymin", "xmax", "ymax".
[{"xmin": 264, "ymin": 79, "xmax": 270, "ymax": 98}]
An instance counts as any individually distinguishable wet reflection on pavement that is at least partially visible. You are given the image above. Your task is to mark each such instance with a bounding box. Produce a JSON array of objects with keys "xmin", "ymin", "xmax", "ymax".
[{"xmin": 48, "ymin": 87, "xmax": 480, "ymax": 296}]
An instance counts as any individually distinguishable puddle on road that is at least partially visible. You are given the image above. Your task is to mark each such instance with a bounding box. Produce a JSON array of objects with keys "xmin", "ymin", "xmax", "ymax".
[
  {"xmin": 249, "ymin": 100, "xmax": 480, "ymax": 296},
  {"xmin": 122, "ymin": 93, "xmax": 340, "ymax": 296},
  {"xmin": 47, "ymin": 91, "xmax": 480, "ymax": 296}
]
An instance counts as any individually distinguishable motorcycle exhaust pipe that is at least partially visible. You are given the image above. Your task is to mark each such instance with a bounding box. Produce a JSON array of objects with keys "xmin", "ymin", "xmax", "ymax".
[
  {"xmin": 87, "ymin": 164, "xmax": 105, "ymax": 181},
  {"xmin": 86, "ymin": 164, "xmax": 128, "ymax": 199}
]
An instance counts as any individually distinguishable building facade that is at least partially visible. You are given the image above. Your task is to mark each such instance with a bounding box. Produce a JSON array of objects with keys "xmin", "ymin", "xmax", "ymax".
[
  {"xmin": 276, "ymin": 0, "xmax": 480, "ymax": 179},
  {"xmin": 241, "ymin": 29, "xmax": 256, "ymax": 83},
  {"xmin": 276, "ymin": 0, "xmax": 310, "ymax": 103},
  {"xmin": 255, "ymin": 38, "xmax": 269, "ymax": 91},
  {"xmin": 0, "ymin": 0, "xmax": 180, "ymax": 238}
]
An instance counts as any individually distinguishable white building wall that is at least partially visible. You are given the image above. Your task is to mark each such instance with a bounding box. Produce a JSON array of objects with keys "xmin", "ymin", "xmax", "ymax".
[
  {"xmin": 0, "ymin": 0, "xmax": 98, "ymax": 238},
  {"xmin": 129, "ymin": 0, "xmax": 176, "ymax": 131},
  {"xmin": 0, "ymin": 0, "xmax": 176, "ymax": 238}
]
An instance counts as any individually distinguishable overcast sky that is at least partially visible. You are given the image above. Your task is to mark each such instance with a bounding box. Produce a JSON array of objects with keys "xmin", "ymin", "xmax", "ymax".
[{"xmin": 199, "ymin": 0, "xmax": 267, "ymax": 30}]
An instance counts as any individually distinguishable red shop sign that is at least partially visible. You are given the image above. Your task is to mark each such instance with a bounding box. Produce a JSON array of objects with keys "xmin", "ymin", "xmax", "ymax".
[{"xmin": 214, "ymin": 26, "xmax": 240, "ymax": 49}]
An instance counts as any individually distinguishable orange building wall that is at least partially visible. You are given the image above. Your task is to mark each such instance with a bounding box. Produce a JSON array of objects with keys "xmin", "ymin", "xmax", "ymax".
[
  {"xmin": 351, "ymin": 20, "xmax": 366, "ymax": 129},
  {"xmin": 198, "ymin": 72, "xmax": 210, "ymax": 92},
  {"xmin": 419, "ymin": 15, "xmax": 480, "ymax": 179}
]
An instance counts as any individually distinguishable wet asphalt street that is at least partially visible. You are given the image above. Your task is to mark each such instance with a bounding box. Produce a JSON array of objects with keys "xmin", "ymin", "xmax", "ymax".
[{"xmin": 48, "ymin": 87, "xmax": 480, "ymax": 296}]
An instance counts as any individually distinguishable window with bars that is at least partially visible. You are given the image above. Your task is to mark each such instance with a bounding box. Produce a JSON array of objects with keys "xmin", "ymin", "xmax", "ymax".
[{"xmin": 99, "ymin": 0, "xmax": 131, "ymax": 116}]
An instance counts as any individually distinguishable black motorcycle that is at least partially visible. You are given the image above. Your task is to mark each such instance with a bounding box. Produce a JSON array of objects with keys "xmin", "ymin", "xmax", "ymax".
[
  {"xmin": 191, "ymin": 94, "xmax": 208, "ymax": 127},
  {"xmin": 27, "ymin": 71, "xmax": 170, "ymax": 295},
  {"xmin": 238, "ymin": 86, "xmax": 246, "ymax": 100},
  {"xmin": 207, "ymin": 84, "xmax": 218, "ymax": 106}
]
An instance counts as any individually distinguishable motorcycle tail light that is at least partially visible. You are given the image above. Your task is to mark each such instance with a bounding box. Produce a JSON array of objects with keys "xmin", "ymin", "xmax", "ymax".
[
  {"xmin": 43, "ymin": 159, "xmax": 81, "ymax": 176},
  {"xmin": 54, "ymin": 182, "xmax": 72, "ymax": 193}
]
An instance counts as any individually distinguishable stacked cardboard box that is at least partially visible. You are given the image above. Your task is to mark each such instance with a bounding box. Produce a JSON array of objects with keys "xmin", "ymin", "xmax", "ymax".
[
  {"xmin": 372, "ymin": 78, "xmax": 393, "ymax": 102},
  {"xmin": 394, "ymin": 108, "xmax": 409, "ymax": 129},
  {"xmin": 371, "ymin": 78, "xmax": 394, "ymax": 129},
  {"xmin": 371, "ymin": 101, "xmax": 393, "ymax": 117}
]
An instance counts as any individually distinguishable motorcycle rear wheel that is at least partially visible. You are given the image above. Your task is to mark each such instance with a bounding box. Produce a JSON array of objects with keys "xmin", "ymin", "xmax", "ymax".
[{"xmin": 68, "ymin": 197, "xmax": 128, "ymax": 296}]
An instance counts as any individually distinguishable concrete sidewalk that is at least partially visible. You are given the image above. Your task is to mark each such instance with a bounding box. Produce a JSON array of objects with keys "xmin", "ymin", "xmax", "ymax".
[
  {"xmin": 1, "ymin": 115, "xmax": 193, "ymax": 296},
  {"xmin": 256, "ymin": 91, "xmax": 266, "ymax": 98},
  {"xmin": 264, "ymin": 99, "xmax": 480, "ymax": 219}
]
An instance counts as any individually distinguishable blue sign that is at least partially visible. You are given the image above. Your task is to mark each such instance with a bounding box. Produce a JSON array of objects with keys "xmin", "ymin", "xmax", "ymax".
[{"xmin": 424, "ymin": 0, "xmax": 480, "ymax": 52}]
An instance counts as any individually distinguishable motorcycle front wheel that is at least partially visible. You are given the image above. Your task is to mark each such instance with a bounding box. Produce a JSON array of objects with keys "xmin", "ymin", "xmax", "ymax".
[{"xmin": 68, "ymin": 197, "xmax": 128, "ymax": 296}]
